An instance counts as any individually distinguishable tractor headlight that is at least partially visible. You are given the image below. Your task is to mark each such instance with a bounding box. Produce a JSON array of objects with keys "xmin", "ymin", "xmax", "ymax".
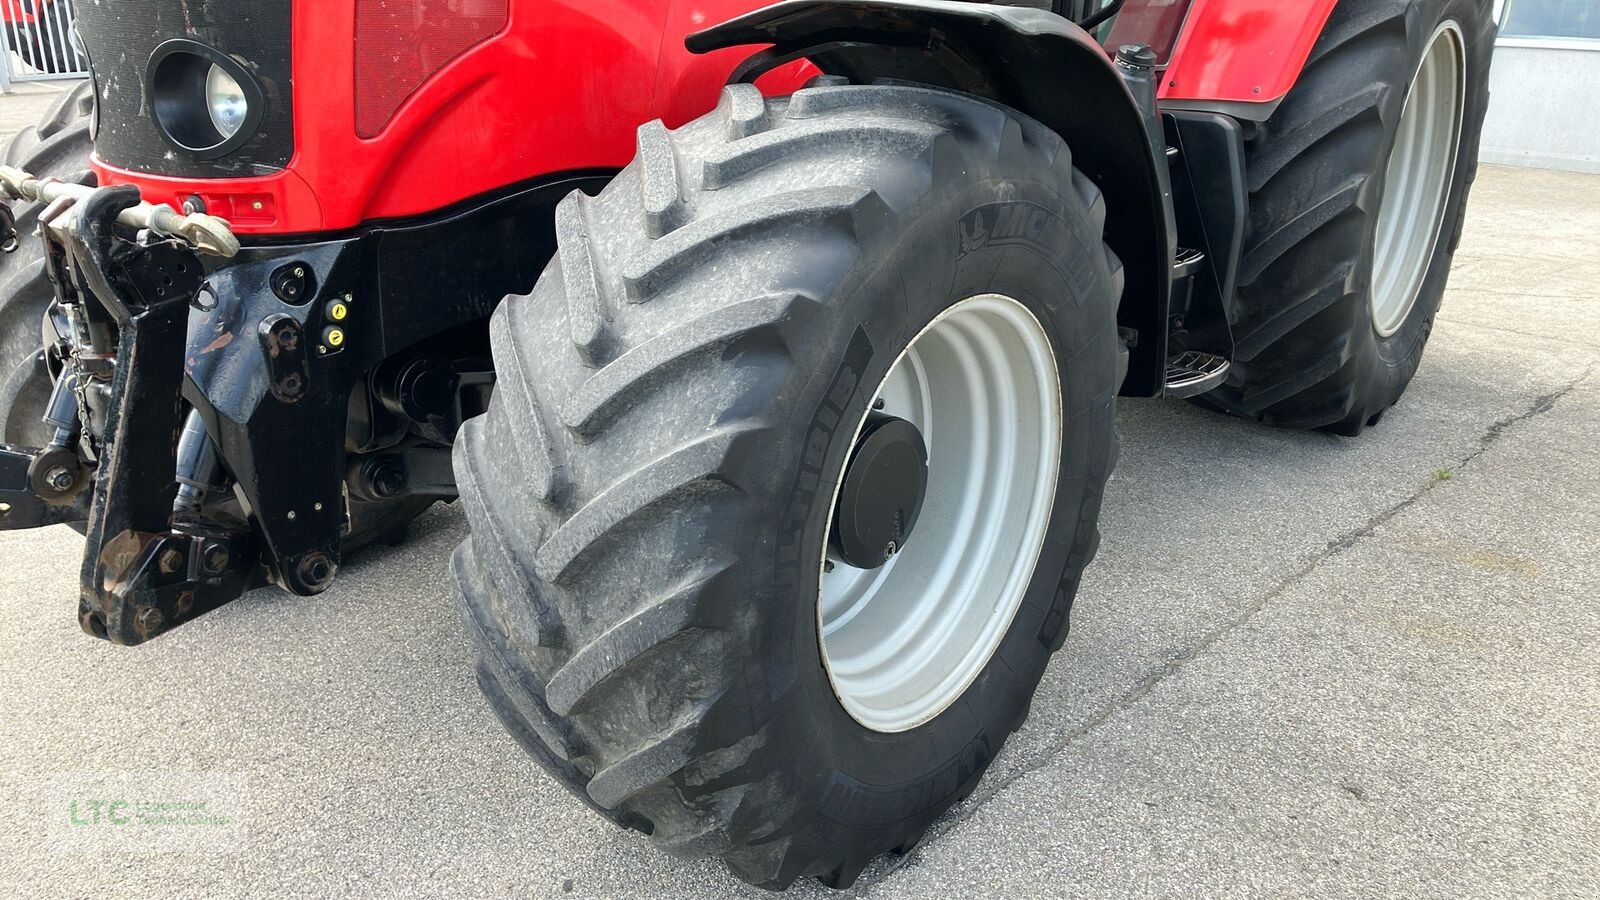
[
  {"xmin": 205, "ymin": 64, "xmax": 249, "ymax": 140},
  {"xmin": 147, "ymin": 40, "xmax": 262, "ymax": 159}
]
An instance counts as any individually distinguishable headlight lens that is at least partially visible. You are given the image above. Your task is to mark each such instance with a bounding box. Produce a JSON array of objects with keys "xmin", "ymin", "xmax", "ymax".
[{"xmin": 205, "ymin": 64, "xmax": 249, "ymax": 139}]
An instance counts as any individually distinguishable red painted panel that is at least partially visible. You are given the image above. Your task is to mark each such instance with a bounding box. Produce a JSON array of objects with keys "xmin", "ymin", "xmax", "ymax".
[
  {"xmin": 1157, "ymin": 0, "xmax": 1340, "ymax": 106},
  {"xmin": 91, "ymin": 0, "xmax": 810, "ymax": 236},
  {"xmin": 90, "ymin": 0, "xmax": 1336, "ymax": 235},
  {"xmin": 353, "ymin": 0, "xmax": 511, "ymax": 138}
]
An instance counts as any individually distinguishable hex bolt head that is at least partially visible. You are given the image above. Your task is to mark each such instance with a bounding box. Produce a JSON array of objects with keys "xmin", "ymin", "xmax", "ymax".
[
  {"xmin": 201, "ymin": 542, "xmax": 230, "ymax": 574},
  {"xmin": 296, "ymin": 552, "xmax": 338, "ymax": 593},
  {"xmin": 135, "ymin": 606, "xmax": 164, "ymax": 635},
  {"xmin": 157, "ymin": 547, "xmax": 183, "ymax": 574},
  {"xmin": 883, "ymin": 541, "xmax": 898, "ymax": 560},
  {"xmin": 43, "ymin": 465, "xmax": 73, "ymax": 492}
]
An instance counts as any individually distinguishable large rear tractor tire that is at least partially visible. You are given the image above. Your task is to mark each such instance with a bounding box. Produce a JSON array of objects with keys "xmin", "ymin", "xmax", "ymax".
[
  {"xmin": 1205, "ymin": 0, "xmax": 1494, "ymax": 435},
  {"xmin": 452, "ymin": 81, "xmax": 1125, "ymax": 888}
]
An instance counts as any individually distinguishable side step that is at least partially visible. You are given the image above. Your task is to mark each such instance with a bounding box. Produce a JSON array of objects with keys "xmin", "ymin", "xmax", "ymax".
[{"xmin": 1164, "ymin": 351, "xmax": 1230, "ymax": 399}]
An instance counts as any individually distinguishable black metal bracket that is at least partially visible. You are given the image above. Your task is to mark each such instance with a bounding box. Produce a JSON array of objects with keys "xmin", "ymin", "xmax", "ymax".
[
  {"xmin": 12, "ymin": 173, "xmax": 600, "ymax": 645},
  {"xmin": 0, "ymin": 444, "xmax": 91, "ymax": 528},
  {"xmin": 1164, "ymin": 111, "xmax": 1244, "ymax": 362},
  {"xmin": 61, "ymin": 186, "xmax": 254, "ymax": 643}
]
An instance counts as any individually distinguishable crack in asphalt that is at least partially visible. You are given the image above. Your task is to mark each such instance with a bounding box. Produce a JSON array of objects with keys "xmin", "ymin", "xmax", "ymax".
[
  {"xmin": 867, "ymin": 365, "xmax": 1595, "ymax": 889},
  {"xmin": 1436, "ymin": 315, "xmax": 1600, "ymax": 354}
]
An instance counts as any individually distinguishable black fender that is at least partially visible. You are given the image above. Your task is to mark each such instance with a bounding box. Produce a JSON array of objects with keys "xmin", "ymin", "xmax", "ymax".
[{"xmin": 689, "ymin": 0, "xmax": 1172, "ymax": 396}]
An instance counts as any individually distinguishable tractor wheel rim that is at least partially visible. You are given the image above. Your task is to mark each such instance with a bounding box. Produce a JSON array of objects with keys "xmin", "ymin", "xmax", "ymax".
[
  {"xmin": 1371, "ymin": 20, "xmax": 1467, "ymax": 338},
  {"xmin": 818, "ymin": 293, "xmax": 1062, "ymax": 733}
]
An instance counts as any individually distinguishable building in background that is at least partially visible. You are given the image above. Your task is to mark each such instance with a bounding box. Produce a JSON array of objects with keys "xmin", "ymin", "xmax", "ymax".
[{"xmin": 1484, "ymin": 0, "xmax": 1600, "ymax": 173}]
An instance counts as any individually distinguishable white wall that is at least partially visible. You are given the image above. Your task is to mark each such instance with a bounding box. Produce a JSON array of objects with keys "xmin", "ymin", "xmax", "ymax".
[{"xmin": 1480, "ymin": 42, "xmax": 1600, "ymax": 174}]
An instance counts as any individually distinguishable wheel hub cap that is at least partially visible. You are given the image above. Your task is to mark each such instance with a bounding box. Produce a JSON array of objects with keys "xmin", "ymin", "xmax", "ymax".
[
  {"xmin": 818, "ymin": 294, "xmax": 1062, "ymax": 733},
  {"xmin": 830, "ymin": 413, "xmax": 928, "ymax": 570}
]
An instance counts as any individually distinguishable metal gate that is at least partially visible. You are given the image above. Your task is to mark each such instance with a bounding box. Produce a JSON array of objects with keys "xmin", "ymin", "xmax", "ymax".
[{"xmin": 0, "ymin": 0, "xmax": 88, "ymax": 91}]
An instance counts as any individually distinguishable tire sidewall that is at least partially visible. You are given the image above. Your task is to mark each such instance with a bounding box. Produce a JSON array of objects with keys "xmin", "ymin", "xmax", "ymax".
[{"xmin": 720, "ymin": 161, "xmax": 1119, "ymax": 849}]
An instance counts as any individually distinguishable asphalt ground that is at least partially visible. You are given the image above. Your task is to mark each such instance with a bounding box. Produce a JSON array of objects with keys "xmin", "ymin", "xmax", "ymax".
[{"xmin": 0, "ymin": 81, "xmax": 1595, "ymax": 897}]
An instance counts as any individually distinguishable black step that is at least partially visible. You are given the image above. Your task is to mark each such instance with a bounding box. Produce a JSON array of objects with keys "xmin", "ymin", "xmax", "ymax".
[
  {"xmin": 1165, "ymin": 351, "xmax": 1230, "ymax": 399},
  {"xmin": 1174, "ymin": 246, "xmax": 1206, "ymax": 277}
]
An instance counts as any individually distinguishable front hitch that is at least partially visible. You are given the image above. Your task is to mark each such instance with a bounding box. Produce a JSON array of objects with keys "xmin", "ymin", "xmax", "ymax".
[
  {"xmin": 0, "ymin": 173, "xmax": 269, "ymax": 642},
  {"xmin": 19, "ymin": 181, "xmax": 255, "ymax": 642},
  {"xmin": 0, "ymin": 164, "xmax": 563, "ymax": 644}
]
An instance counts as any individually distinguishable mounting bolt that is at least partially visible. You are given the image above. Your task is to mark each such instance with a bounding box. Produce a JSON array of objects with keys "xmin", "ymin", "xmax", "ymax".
[
  {"xmin": 135, "ymin": 606, "xmax": 164, "ymax": 636},
  {"xmin": 824, "ymin": 560, "xmax": 835, "ymax": 574},
  {"xmin": 157, "ymin": 547, "xmax": 183, "ymax": 575},
  {"xmin": 201, "ymin": 542, "xmax": 230, "ymax": 575},
  {"xmin": 873, "ymin": 398, "xmax": 885, "ymax": 411},
  {"xmin": 43, "ymin": 465, "xmax": 73, "ymax": 492},
  {"xmin": 295, "ymin": 552, "xmax": 338, "ymax": 593},
  {"xmin": 883, "ymin": 541, "xmax": 898, "ymax": 561}
]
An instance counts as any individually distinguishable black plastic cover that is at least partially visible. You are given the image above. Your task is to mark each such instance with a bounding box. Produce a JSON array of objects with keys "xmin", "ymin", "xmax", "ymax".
[{"xmin": 75, "ymin": 0, "xmax": 293, "ymax": 177}]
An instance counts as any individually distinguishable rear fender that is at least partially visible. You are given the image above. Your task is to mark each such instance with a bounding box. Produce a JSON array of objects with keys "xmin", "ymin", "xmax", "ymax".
[{"xmin": 689, "ymin": 0, "xmax": 1173, "ymax": 396}]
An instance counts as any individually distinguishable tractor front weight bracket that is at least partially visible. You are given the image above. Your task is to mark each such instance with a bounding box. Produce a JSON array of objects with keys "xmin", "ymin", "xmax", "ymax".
[
  {"xmin": 0, "ymin": 169, "xmax": 595, "ymax": 644},
  {"xmin": 0, "ymin": 177, "xmax": 360, "ymax": 643}
]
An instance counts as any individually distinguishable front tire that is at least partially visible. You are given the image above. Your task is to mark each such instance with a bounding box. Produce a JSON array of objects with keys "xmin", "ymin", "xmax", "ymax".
[
  {"xmin": 452, "ymin": 82, "xmax": 1124, "ymax": 888},
  {"xmin": 1208, "ymin": 0, "xmax": 1494, "ymax": 435},
  {"xmin": 0, "ymin": 79, "xmax": 94, "ymax": 448}
]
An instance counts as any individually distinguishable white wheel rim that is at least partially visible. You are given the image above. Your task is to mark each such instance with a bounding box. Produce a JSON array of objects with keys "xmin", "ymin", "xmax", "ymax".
[
  {"xmin": 817, "ymin": 294, "xmax": 1063, "ymax": 733},
  {"xmin": 1371, "ymin": 20, "xmax": 1467, "ymax": 338}
]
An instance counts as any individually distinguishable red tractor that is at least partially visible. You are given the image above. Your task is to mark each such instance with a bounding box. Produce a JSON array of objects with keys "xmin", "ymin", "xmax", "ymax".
[{"xmin": 0, "ymin": 0, "xmax": 1492, "ymax": 889}]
